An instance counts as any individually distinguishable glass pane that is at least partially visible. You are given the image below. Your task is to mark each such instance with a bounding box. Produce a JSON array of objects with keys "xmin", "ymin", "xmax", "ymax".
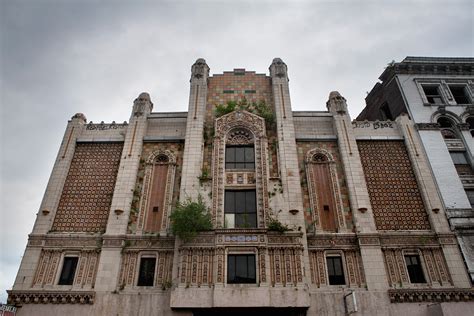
[
  {"xmin": 226, "ymin": 162, "xmax": 235, "ymax": 169},
  {"xmin": 235, "ymin": 191, "xmax": 246, "ymax": 213},
  {"xmin": 235, "ymin": 147, "xmax": 245, "ymax": 163},
  {"xmin": 333, "ymin": 257, "xmax": 342, "ymax": 275},
  {"xmin": 59, "ymin": 257, "xmax": 78, "ymax": 285},
  {"xmin": 236, "ymin": 256, "xmax": 247, "ymax": 280},
  {"xmin": 235, "ymin": 163, "xmax": 245, "ymax": 169},
  {"xmin": 228, "ymin": 256, "xmax": 235, "ymax": 282},
  {"xmin": 327, "ymin": 258, "xmax": 335, "ymax": 275},
  {"xmin": 245, "ymin": 191, "xmax": 256, "ymax": 213},
  {"xmin": 247, "ymin": 213, "xmax": 257, "ymax": 228},
  {"xmin": 245, "ymin": 147, "xmax": 254, "ymax": 162},
  {"xmin": 225, "ymin": 214, "xmax": 235, "ymax": 228},
  {"xmin": 226, "ymin": 147, "xmax": 235, "ymax": 163},
  {"xmin": 247, "ymin": 255, "xmax": 256, "ymax": 279},
  {"xmin": 138, "ymin": 258, "xmax": 156, "ymax": 286},
  {"xmin": 225, "ymin": 191, "xmax": 234, "ymax": 213},
  {"xmin": 245, "ymin": 162, "xmax": 255, "ymax": 169}
]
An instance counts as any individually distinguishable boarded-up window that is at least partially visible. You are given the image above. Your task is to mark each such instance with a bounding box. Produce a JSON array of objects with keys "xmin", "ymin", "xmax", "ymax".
[
  {"xmin": 310, "ymin": 162, "xmax": 337, "ymax": 231},
  {"xmin": 145, "ymin": 164, "xmax": 169, "ymax": 232}
]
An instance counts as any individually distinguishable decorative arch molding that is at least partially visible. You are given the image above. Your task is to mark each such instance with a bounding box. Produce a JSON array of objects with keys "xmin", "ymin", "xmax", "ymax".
[
  {"xmin": 305, "ymin": 148, "xmax": 346, "ymax": 232},
  {"xmin": 430, "ymin": 110, "xmax": 461, "ymax": 125},
  {"xmin": 212, "ymin": 110, "xmax": 269, "ymax": 228},
  {"xmin": 137, "ymin": 150, "xmax": 177, "ymax": 234}
]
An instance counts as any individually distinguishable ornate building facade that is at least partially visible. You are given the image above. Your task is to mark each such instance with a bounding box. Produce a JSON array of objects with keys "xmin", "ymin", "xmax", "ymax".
[
  {"xmin": 358, "ymin": 57, "xmax": 474, "ymax": 283},
  {"xmin": 8, "ymin": 58, "xmax": 474, "ymax": 315}
]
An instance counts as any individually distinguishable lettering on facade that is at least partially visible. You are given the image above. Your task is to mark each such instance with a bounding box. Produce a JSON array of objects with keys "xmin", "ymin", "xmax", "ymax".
[{"xmin": 352, "ymin": 120, "xmax": 394, "ymax": 129}]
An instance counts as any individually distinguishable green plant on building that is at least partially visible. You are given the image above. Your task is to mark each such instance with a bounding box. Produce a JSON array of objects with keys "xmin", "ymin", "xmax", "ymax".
[
  {"xmin": 214, "ymin": 99, "xmax": 275, "ymax": 128},
  {"xmin": 267, "ymin": 216, "xmax": 290, "ymax": 233},
  {"xmin": 170, "ymin": 195, "xmax": 212, "ymax": 242}
]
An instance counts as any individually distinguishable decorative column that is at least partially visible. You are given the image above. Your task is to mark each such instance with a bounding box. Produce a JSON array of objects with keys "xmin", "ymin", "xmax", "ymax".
[
  {"xmin": 12, "ymin": 113, "xmax": 87, "ymax": 290},
  {"xmin": 269, "ymin": 58, "xmax": 310, "ymax": 287},
  {"xmin": 327, "ymin": 91, "xmax": 388, "ymax": 290},
  {"xmin": 180, "ymin": 58, "xmax": 210, "ymax": 201},
  {"xmin": 95, "ymin": 93, "xmax": 153, "ymax": 291}
]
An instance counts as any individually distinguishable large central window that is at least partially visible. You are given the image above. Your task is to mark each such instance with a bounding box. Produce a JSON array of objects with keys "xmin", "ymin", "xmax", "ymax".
[
  {"xmin": 224, "ymin": 190, "xmax": 257, "ymax": 228},
  {"xmin": 227, "ymin": 254, "xmax": 256, "ymax": 284},
  {"xmin": 225, "ymin": 145, "xmax": 255, "ymax": 169}
]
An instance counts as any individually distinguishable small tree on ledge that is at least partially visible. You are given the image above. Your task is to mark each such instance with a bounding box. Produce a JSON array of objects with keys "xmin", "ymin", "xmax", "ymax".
[{"xmin": 170, "ymin": 195, "xmax": 212, "ymax": 242}]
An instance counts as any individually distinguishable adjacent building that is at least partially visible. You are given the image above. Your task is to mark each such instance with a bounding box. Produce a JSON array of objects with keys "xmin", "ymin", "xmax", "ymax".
[
  {"xmin": 8, "ymin": 58, "xmax": 474, "ymax": 315},
  {"xmin": 358, "ymin": 56, "xmax": 474, "ymax": 283}
]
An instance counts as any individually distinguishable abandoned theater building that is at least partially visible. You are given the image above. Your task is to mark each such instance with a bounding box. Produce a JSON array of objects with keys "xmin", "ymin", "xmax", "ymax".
[{"xmin": 8, "ymin": 58, "xmax": 474, "ymax": 315}]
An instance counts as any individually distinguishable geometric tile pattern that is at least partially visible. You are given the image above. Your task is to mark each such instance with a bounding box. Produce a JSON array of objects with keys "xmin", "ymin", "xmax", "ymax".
[
  {"xmin": 358, "ymin": 141, "xmax": 430, "ymax": 230},
  {"xmin": 52, "ymin": 143, "xmax": 123, "ymax": 232}
]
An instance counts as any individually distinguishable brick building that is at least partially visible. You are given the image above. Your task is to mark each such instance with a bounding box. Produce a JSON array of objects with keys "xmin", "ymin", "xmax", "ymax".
[{"xmin": 8, "ymin": 58, "xmax": 474, "ymax": 315}]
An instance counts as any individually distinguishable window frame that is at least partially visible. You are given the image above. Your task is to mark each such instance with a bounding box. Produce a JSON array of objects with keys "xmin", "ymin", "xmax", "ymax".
[
  {"xmin": 404, "ymin": 253, "xmax": 427, "ymax": 284},
  {"xmin": 227, "ymin": 253, "xmax": 257, "ymax": 284},
  {"xmin": 137, "ymin": 256, "xmax": 157, "ymax": 287},
  {"xmin": 225, "ymin": 145, "xmax": 255, "ymax": 170},
  {"xmin": 57, "ymin": 255, "xmax": 79, "ymax": 286},
  {"xmin": 325, "ymin": 254, "xmax": 346, "ymax": 286},
  {"xmin": 224, "ymin": 190, "xmax": 257, "ymax": 228},
  {"xmin": 421, "ymin": 85, "xmax": 444, "ymax": 105},
  {"xmin": 449, "ymin": 85, "xmax": 471, "ymax": 105}
]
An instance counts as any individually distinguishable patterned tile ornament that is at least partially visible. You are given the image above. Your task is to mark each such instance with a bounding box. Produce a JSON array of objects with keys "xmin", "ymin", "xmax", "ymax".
[
  {"xmin": 52, "ymin": 143, "xmax": 123, "ymax": 232},
  {"xmin": 212, "ymin": 110, "xmax": 269, "ymax": 228},
  {"xmin": 7, "ymin": 290, "xmax": 95, "ymax": 305},
  {"xmin": 357, "ymin": 141, "xmax": 430, "ymax": 231}
]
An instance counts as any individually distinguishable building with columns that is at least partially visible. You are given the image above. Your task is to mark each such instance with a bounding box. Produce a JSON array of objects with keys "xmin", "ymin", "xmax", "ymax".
[
  {"xmin": 358, "ymin": 57, "xmax": 474, "ymax": 284},
  {"xmin": 8, "ymin": 58, "xmax": 474, "ymax": 315}
]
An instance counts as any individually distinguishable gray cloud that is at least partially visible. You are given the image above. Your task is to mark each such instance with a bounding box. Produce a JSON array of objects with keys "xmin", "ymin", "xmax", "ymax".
[{"xmin": 1, "ymin": 0, "xmax": 472, "ymax": 303}]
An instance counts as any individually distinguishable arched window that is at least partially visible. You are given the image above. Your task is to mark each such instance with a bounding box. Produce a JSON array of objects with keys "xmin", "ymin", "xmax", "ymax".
[
  {"xmin": 437, "ymin": 117, "xmax": 458, "ymax": 139},
  {"xmin": 305, "ymin": 148, "xmax": 345, "ymax": 232},
  {"xmin": 225, "ymin": 128, "xmax": 255, "ymax": 170},
  {"xmin": 137, "ymin": 150, "xmax": 176, "ymax": 233}
]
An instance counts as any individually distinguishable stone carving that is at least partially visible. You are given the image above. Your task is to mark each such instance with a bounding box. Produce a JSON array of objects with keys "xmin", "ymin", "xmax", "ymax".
[
  {"xmin": 132, "ymin": 92, "xmax": 153, "ymax": 117},
  {"xmin": 227, "ymin": 128, "xmax": 254, "ymax": 145},
  {"xmin": 191, "ymin": 58, "xmax": 209, "ymax": 79},
  {"xmin": 353, "ymin": 120, "xmax": 394, "ymax": 129},
  {"xmin": 85, "ymin": 121, "xmax": 128, "ymax": 130},
  {"xmin": 415, "ymin": 123, "xmax": 440, "ymax": 130},
  {"xmin": 388, "ymin": 288, "xmax": 474, "ymax": 303},
  {"xmin": 71, "ymin": 113, "xmax": 87, "ymax": 122},
  {"xmin": 327, "ymin": 91, "xmax": 347, "ymax": 114},
  {"xmin": 7, "ymin": 290, "xmax": 95, "ymax": 305},
  {"xmin": 270, "ymin": 58, "xmax": 287, "ymax": 78}
]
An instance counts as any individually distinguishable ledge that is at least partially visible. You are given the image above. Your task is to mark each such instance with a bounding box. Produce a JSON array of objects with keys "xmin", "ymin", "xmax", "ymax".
[
  {"xmin": 7, "ymin": 290, "xmax": 95, "ymax": 305},
  {"xmin": 388, "ymin": 288, "xmax": 474, "ymax": 303}
]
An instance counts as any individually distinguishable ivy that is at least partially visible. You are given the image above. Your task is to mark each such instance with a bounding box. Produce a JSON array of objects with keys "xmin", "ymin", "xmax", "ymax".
[
  {"xmin": 214, "ymin": 99, "xmax": 275, "ymax": 127},
  {"xmin": 267, "ymin": 217, "xmax": 290, "ymax": 233},
  {"xmin": 170, "ymin": 195, "xmax": 212, "ymax": 242}
]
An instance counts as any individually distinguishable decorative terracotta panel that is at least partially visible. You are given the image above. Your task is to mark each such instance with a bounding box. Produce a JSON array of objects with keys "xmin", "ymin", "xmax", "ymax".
[
  {"xmin": 52, "ymin": 143, "xmax": 123, "ymax": 232},
  {"xmin": 357, "ymin": 141, "xmax": 430, "ymax": 231}
]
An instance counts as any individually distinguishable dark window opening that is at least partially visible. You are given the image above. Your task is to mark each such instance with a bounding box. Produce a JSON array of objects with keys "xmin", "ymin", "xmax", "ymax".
[
  {"xmin": 450, "ymin": 152, "xmax": 468, "ymax": 165},
  {"xmin": 58, "ymin": 257, "xmax": 79, "ymax": 285},
  {"xmin": 467, "ymin": 117, "xmax": 474, "ymax": 137},
  {"xmin": 226, "ymin": 145, "xmax": 255, "ymax": 169},
  {"xmin": 137, "ymin": 257, "xmax": 156, "ymax": 286},
  {"xmin": 326, "ymin": 256, "xmax": 345, "ymax": 285},
  {"xmin": 405, "ymin": 255, "xmax": 426, "ymax": 283},
  {"xmin": 449, "ymin": 86, "xmax": 470, "ymax": 104},
  {"xmin": 225, "ymin": 190, "xmax": 257, "ymax": 228},
  {"xmin": 466, "ymin": 190, "xmax": 474, "ymax": 208},
  {"xmin": 227, "ymin": 254, "xmax": 256, "ymax": 284},
  {"xmin": 380, "ymin": 102, "xmax": 394, "ymax": 120},
  {"xmin": 422, "ymin": 86, "xmax": 443, "ymax": 104},
  {"xmin": 245, "ymin": 90, "xmax": 256, "ymax": 94},
  {"xmin": 437, "ymin": 117, "xmax": 458, "ymax": 139},
  {"xmin": 223, "ymin": 90, "xmax": 234, "ymax": 94}
]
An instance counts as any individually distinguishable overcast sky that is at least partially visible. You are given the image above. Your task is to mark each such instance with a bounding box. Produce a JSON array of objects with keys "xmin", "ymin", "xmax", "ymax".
[{"xmin": 0, "ymin": 0, "xmax": 472, "ymax": 303}]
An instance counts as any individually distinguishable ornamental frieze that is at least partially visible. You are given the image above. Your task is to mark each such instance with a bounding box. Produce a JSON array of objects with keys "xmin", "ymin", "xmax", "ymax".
[
  {"xmin": 85, "ymin": 122, "xmax": 128, "ymax": 130},
  {"xmin": 7, "ymin": 290, "xmax": 95, "ymax": 305},
  {"xmin": 379, "ymin": 235, "xmax": 439, "ymax": 247},
  {"xmin": 307, "ymin": 235, "xmax": 358, "ymax": 248},
  {"xmin": 44, "ymin": 237, "xmax": 101, "ymax": 248},
  {"xmin": 388, "ymin": 288, "xmax": 474, "ymax": 303}
]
